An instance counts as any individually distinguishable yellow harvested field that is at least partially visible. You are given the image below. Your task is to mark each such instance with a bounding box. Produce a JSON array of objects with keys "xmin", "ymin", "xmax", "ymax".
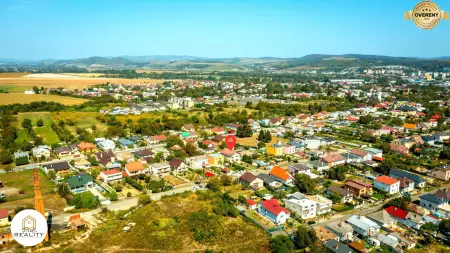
[
  {"xmin": 0, "ymin": 76, "xmax": 164, "ymax": 90},
  {"xmin": 237, "ymin": 134, "xmax": 288, "ymax": 147},
  {"xmin": 0, "ymin": 72, "xmax": 29, "ymax": 78},
  {"xmin": 0, "ymin": 94, "xmax": 88, "ymax": 105}
]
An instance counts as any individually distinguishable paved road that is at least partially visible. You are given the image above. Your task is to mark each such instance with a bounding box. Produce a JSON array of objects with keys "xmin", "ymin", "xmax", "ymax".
[
  {"xmin": 12, "ymin": 143, "xmax": 166, "ymax": 171},
  {"xmin": 51, "ymin": 182, "xmax": 199, "ymax": 225}
]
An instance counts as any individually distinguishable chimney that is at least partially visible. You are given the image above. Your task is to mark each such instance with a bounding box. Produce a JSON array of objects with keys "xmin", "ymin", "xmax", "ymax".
[{"xmin": 335, "ymin": 243, "xmax": 339, "ymax": 249}]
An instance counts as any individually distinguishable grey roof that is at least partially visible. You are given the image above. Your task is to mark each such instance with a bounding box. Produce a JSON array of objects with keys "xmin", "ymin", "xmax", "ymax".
[
  {"xmin": 257, "ymin": 173, "xmax": 277, "ymax": 185},
  {"xmin": 43, "ymin": 161, "xmax": 70, "ymax": 172},
  {"xmin": 367, "ymin": 210, "xmax": 395, "ymax": 226},
  {"xmin": 14, "ymin": 151, "xmax": 29, "ymax": 159},
  {"xmin": 327, "ymin": 221, "xmax": 353, "ymax": 236},
  {"xmin": 55, "ymin": 146, "xmax": 71, "ymax": 154},
  {"xmin": 324, "ymin": 239, "xmax": 352, "ymax": 253},
  {"xmin": 287, "ymin": 192, "xmax": 306, "ymax": 200},
  {"xmin": 347, "ymin": 215, "xmax": 380, "ymax": 231},
  {"xmin": 328, "ymin": 185, "xmax": 352, "ymax": 197},
  {"xmin": 376, "ymin": 234, "xmax": 398, "ymax": 248},
  {"xmin": 420, "ymin": 193, "xmax": 448, "ymax": 205},
  {"xmin": 288, "ymin": 163, "xmax": 309, "ymax": 174},
  {"xmin": 390, "ymin": 169, "xmax": 425, "ymax": 184}
]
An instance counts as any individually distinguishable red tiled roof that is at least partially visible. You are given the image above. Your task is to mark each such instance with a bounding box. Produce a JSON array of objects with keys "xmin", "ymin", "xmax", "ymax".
[
  {"xmin": 431, "ymin": 115, "xmax": 441, "ymax": 120},
  {"xmin": 385, "ymin": 206, "xmax": 408, "ymax": 219},
  {"xmin": 125, "ymin": 161, "xmax": 144, "ymax": 173},
  {"xmin": 103, "ymin": 169, "xmax": 121, "ymax": 176},
  {"xmin": 150, "ymin": 135, "xmax": 167, "ymax": 141},
  {"xmin": 269, "ymin": 166, "xmax": 290, "ymax": 181},
  {"xmin": 322, "ymin": 154, "xmax": 345, "ymax": 163},
  {"xmin": 220, "ymin": 148, "xmax": 235, "ymax": 156},
  {"xmin": 261, "ymin": 199, "xmax": 290, "ymax": 215},
  {"xmin": 351, "ymin": 149, "xmax": 368, "ymax": 157},
  {"xmin": 0, "ymin": 209, "xmax": 8, "ymax": 219},
  {"xmin": 205, "ymin": 171, "xmax": 215, "ymax": 177},
  {"xmin": 373, "ymin": 156, "xmax": 385, "ymax": 161},
  {"xmin": 246, "ymin": 199, "xmax": 256, "ymax": 206},
  {"xmin": 375, "ymin": 175, "xmax": 399, "ymax": 185}
]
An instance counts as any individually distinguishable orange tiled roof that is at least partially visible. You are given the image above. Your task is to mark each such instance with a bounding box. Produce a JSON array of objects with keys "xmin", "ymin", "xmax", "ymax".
[
  {"xmin": 375, "ymin": 175, "xmax": 399, "ymax": 185},
  {"xmin": 403, "ymin": 123, "xmax": 417, "ymax": 129},
  {"xmin": 125, "ymin": 161, "xmax": 144, "ymax": 173},
  {"xmin": 269, "ymin": 166, "xmax": 290, "ymax": 181}
]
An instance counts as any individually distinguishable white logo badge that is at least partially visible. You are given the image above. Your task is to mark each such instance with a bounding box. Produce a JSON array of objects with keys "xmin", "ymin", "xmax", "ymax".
[{"xmin": 11, "ymin": 210, "xmax": 48, "ymax": 246}]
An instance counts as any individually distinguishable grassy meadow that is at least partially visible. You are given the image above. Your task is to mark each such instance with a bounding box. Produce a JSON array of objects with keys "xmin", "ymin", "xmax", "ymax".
[
  {"xmin": 53, "ymin": 191, "xmax": 269, "ymax": 253},
  {"xmin": 16, "ymin": 112, "xmax": 61, "ymax": 144}
]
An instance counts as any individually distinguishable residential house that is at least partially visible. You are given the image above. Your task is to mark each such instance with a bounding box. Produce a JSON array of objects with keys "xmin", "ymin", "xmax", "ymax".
[
  {"xmin": 100, "ymin": 169, "xmax": 123, "ymax": 183},
  {"xmin": 246, "ymin": 199, "xmax": 257, "ymax": 210},
  {"xmin": 148, "ymin": 135, "xmax": 167, "ymax": 144},
  {"xmin": 389, "ymin": 143, "xmax": 409, "ymax": 156},
  {"xmin": 124, "ymin": 161, "xmax": 145, "ymax": 177},
  {"xmin": 327, "ymin": 221, "xmax": 354, "ymax": 242},
  {"xmin": 43, "ymin": 161, "xmax": 71, "ymax": 175},
  {"xmin": 419, "ymin": 188, "xmax": 450, "ymax": 217},
  {"xmin": 390, "ymin": 169, "xmax": 426, "ymax": 188},
  {"xmin": 322, "ymin": 153, "xmax": 346, "ymax": 168},
  {"xmin": 327, "ymin": 185, "xmax": 353, "ymax": 204},
  {"xmin": 32, "ymin": 145, "xmax": 51, "ymax": 158},
  {"xmin": 348, "ymin": 241, "xmax": 369, "ymax": 253},
  {"xmin": 185, "ymin": 155, "xmax": 209, "ymax": 170},
  {"xmin": 132, "ymin": 149, "xmax": 154, "ymax": 162},
  {"xmin": 385, "ymin": 206, "xmax": 425, "ymax": 230},
  {"xmin": 77, "ymin": 142, "xmax": 96, "ymax": 153},
  {"xmin": 149, "ymin": 163, "xmax": 171, "ymax": 177},
  {"xmin": 239, "ymin": 172, "xmax": 264, "ymax": 190},
  {"xmin": 374, "ymin": 176, "xmax": 400, "ymax": 195},
  {"xmin": 66, "ymin": 174, "xmax": 94, "ymax": 193},
  {"xmin": 54, "ymin": 147, "xmax": 75, "ymax": 157},
  {"xmin": 344, "ymin": 180, "xmax": 373, "ymax": 197},
  {"xmin": 283, "ymin": 144, "xmax": 296, "ymax": 155},
  {"xmin": 182, "ymin": 124, "xmax": 195, "ymax": 131},
  {"xmin": 257, "ymin": 173, "xmax": 284, "ymax": 190},
  {"xmin": 430, "ymin": 167, "xmax": 450, "ymax": 181},
  {"xmin": 364, "ymin": 147, "xmax": 383, "ymax": 159},
  {"xmin": 346, "ymin": 215, "xmax": 380, "ymax": 236},
  {"xmin": 285, "ymin": 193, "xmax": 317, "ymax": 219},
  {"xmin": 303, "ymin": 137, "xmax": 322, "ymax": 149},
  {"xmin": 269, "ymin": 166, "xmax": 293, "ymax": 184},
  {"xmin": 74, "ymin": 159, "xmax": 91, "ymax": 170},
  {"xmin": 288, "ymin": 163, "xmax": 310, "ymax": 175},
  {"xmin": 266, "ymin": 141, "xmax": 284, "ymax": 156},
  {"xmin": 324, "ymin": 239, "xmax": 353, "ymax": 253},
  {"xmin": 399, "ymin": 177, "xmax": 415, "ymax": 194},
  {"xmin": 367, "ymin": 210, "xmax": 396, "ymax": 228},
  {"xmin": 95, "ymin": 151, "xmax": 116, "ymax": 167},
  {"xmin": 305, "ymin": 194, "xmax": 332, "ymax": 215},
  {"xmin": 220, "ymin": 148, "xmax": 241, "ymax": 163},
  {"xmin": 350, "ymin": 149, "xmax": 372, "ymax": 161},
  {"xmin": 207, "ymin": 153, "xmax": 224, "ymax": 167},
  {"xmin": 258, "ymin": 199, "xmax": 290, "ymax": 225},
  {"xmin": 118, "ymin": 138, "xmax": 135, "ymax": 147},
  {"xmin": 0, "ymin": 209, "xmax": 9, "ymax": 227},
  {"xmin": 96, "ymin": 138, "xmax": 116, "ymax": 150},
  {"xmin": 306, "ymin": 160, "xmax": 329, "ymax": 172},
  {"xmin": 169, "ymin": 157, "xmax": 187, "ymax": 173}
]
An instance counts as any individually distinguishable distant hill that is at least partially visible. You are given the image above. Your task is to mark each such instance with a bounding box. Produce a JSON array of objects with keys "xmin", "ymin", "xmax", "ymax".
[{"xmin": 2, "ymin": 54, "xmax": 450, "ymax": 71}]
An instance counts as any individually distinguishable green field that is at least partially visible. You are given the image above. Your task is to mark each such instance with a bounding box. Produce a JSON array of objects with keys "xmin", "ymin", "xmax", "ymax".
[
  {"xmin": 0, "ymin": 85, "xmax": 30, "ymax": 93},
  {"xmin": 0, "ymin": 169, "xmax": 56, "ymax": 202},
  {"xmin": 16, "ymin": 112, "xmax": 61, "ymax": 144}
]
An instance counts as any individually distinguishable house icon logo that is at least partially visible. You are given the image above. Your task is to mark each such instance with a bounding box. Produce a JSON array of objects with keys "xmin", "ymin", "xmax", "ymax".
[
  {"xmin": 22, "ymin": 215, "xmax": 36, "ymax": 231},
  {"xmin": 11, "ymin": 209, "xmax": 48, "ymax": 246}
]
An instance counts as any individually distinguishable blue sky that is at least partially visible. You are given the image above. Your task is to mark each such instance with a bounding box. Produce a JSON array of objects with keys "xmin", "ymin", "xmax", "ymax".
[{"xmin": 1, "ymin": 0, "xmax": 449, "ymax": 60}]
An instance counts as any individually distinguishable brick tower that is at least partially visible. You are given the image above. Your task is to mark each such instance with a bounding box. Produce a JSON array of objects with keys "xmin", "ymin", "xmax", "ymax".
[{"xmin": 33, "ymin": 168, "xmax": 49, "ymax": 241}]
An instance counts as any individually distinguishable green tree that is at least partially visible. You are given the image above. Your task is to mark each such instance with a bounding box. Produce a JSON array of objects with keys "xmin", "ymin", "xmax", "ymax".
[
  {"xmin": 0, "ymin": 151, "xmax": 12, "ymax": 164},
  {"xmin": 438, "ymin": 219, "xmax": 450, "ymax": 234},
  {"xmin": 236, "ymin": 124, "xmax": 253, "ymax": 138},
  {"xmin": 294, "ymin": 226, "xmax": 318, "ymax": 249},
  {"xmin": 36, "ymin": 119, "xmax": 44, "ymax": 127},
  {"xmin": 22, "ymin": 118, "xmax": 32, "ymax": 129},
  {"xmin": 109, "ymin": 191, "xmax": 118, "ymax": 201},
  {"xmin": 138, "ymin": 194, "xmax": 151, "ymax": 205},
  {"xmin": 294, "ymin": 174, "xmax": 316, "ymax": 194},
  {"xmin": 269, "ymin": 235, "xmax": 294, "ymax": 253}
]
